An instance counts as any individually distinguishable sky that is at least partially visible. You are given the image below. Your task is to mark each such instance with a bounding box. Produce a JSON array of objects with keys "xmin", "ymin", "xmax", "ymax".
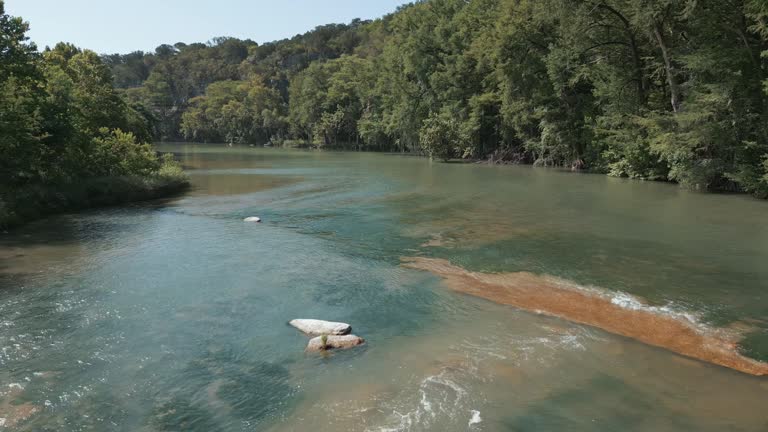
[{"xmin": 5, "ymin": 0, "xmax": 409, "ymax": 54}]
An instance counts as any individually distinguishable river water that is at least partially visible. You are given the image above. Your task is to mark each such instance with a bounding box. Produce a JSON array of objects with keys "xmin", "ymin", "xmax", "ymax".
[{"xmin": 1, "ymin": 144, "xmax": 767, "ymax": 431}]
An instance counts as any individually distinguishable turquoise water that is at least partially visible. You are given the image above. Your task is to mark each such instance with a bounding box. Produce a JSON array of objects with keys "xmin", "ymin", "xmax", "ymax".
[{"xmin": 1, "ymin": 144, "xmax": 767, "ymax": 431}]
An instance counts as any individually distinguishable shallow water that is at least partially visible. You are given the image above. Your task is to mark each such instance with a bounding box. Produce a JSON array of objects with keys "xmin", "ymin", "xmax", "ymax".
[{"xmin": 1, "ymin": 144, "xmax": 767, "ymax": 431}]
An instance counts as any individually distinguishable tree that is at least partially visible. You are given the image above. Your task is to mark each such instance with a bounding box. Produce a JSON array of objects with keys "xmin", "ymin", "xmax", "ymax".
[
  {"xmin": 1, "ymin": 1, "xmax": 171, "ymax": 188},
  {"xmin": 0, "ymin": 75, "xmax": 45, "ymax": 184},
  {"xmin": 0, "ymin": 0, "xmax": 39, "ymax": 82},
  {"xmin": 419, "ymin": 112, "xmax": 469, "ymax": 161},
  {"xmin": 88, "ymin": 0, "xmax": 768, "ymax": 198},
  {"xmin": 288, "ymin": 55, "xmax": 373, "ymax": 147},
  {"xmin": 181, "ymin": 77, "xmax": 285, "ymax": 144},
  {"xmin": 0, "ymin": 0, "xmax": 45, "ymax": 185}
]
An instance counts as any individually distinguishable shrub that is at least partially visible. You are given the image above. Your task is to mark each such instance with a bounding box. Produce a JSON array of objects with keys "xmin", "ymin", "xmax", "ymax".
[
  {"xmin": 419, "ymin": 113, "xmax": 469, "ymax": 162},
  {"xmin": 89, "ymin": 128, "xmax": 160, "ymax": 177}
]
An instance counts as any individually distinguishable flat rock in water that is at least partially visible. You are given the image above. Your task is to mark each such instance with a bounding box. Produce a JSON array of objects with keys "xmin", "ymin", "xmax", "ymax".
[
  {"xmin": 289, "ymin": 319, "xmax": 351, "ymax": 336},
  {"xmin": 306, "ymin": 335, "xmax": 365, "ymax": 352},
  {"xmin": 244, "ymin": 217, "xmax": 262, "ymax": 223}
]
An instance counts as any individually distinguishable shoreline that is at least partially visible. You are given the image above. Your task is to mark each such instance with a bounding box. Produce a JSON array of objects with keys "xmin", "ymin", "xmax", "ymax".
[
  {"xmin": 168, "ymin": 142, "xmax": 768, "ymax": 200},
  {"xmin": 0, "ymin": 174, "xmax": 190, "ymax": 230}
]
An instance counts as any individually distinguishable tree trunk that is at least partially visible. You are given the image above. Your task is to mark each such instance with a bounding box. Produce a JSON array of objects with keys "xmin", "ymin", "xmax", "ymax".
[
  {"xmin": 653, "ymin": 22, "xmax": 681, "ymax": 112},
  {"xmin": 629, "ymin": 34, "xmax": 649, "ymax": 105}
]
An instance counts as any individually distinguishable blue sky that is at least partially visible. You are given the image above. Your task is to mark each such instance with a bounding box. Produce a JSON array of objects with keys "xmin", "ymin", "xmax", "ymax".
[{"xmin": 6, "ymin": 0, "xmax": 409, "ymax": 54}]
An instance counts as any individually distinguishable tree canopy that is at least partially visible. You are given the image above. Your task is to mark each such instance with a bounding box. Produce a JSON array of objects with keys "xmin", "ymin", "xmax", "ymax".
[
  {"xmin": 0, "ymin": 0, "xmax": 178, "ymax": 191},
  {"xmin": 4, "ymin": 0, "xmax": 768, "ymax": 198},
  {"xmin": 103, "ymin": 0, "xmax": 768, "ymax": 197}
]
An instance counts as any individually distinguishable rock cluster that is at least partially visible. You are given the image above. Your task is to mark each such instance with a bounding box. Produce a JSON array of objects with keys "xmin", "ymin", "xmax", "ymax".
[
  {"xmin": 306, "ymin": 334, "xmax": 365, "ymax": 352},
  {"xmin": 289, "ymin": 319, "xmax": 351, "ymax": 336},
  {"xmin": 289, "ymin": 319, "xmax": 364, "ymax": 352}
]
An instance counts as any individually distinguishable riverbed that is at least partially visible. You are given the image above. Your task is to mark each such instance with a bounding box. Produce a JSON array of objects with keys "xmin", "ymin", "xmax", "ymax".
[{"xmin": 1, "ymin": 144, "xmax": 767, "ymax": 431}]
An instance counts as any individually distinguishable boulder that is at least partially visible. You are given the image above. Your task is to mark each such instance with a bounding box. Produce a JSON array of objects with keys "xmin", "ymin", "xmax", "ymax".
[
  {"xmin": 289, "ymin": 319, "xmax": 351, "ymax": 336},
  {"xmin": 306, "ymin": 335, "xmax": 365, "ymax": 352},
  {"xmin": 244, "ymin": 217, "xmax": 262, "ymax": 223}
]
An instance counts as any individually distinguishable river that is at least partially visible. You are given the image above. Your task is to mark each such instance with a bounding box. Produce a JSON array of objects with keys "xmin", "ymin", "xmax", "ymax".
[{"xmin": 1, "ymin": 144, "xmax": 767, "ymax": 431}]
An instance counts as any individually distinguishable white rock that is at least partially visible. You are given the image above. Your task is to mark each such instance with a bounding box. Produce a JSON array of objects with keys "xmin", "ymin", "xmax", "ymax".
[
  {"xmin": 306, "ymin": 334, "xmax": 365, "ymax": 352},
  {"xmin": 244, "ymin": 217, "xmax": 262, "ymax": 223},
  {"xmin": 289, "ymin": 319, "xmax": 351, "ymax": 336}
]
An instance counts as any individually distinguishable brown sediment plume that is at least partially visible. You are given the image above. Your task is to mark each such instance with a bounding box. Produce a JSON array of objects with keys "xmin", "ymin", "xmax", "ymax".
[
  {"xmin": 420, "ymin": 234, "xmax": 446, "ymax": 248},
  {"xmin": 2, "ymin": 403, "xmax": 38, "ymax": 427},
  {"xmin": 388, "ymin": 192, "xmax": 545, "ymax": 249},
  {"xmin": 0, "ymin": 386, "xmax": 39, "ymax": 428},
  {"xmin": 409, "ymin": 221, "xmax": 539, "ymax": 249},
  {"xmin": 191, "ymin": 174, "xmax": 301, "ymax": 196},
  {"xmin": 401, "ymin": 257, "xmax": 768, "ymax": 376}
]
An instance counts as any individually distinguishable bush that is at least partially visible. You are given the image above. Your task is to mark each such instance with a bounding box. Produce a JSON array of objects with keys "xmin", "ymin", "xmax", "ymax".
[
  {"xmin": 89, "ymin": 128, "xmax": 161, "ymax": 177},
  {"xmin": 0, "ymin": 173, "xmax": 190, "ymax": 229},
  {"xmin": 157, "ymin": 153, "xmax": 185, "ymax": 179},
  {"xmin": 419, "ymin": 113, "xmax": 468, "ymax": 162}
]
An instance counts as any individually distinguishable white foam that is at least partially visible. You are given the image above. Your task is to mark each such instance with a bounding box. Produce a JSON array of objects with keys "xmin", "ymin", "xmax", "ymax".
[
  {"xmin": 559, "ymin": 334, "xmax": 586, "ymax": 351},
  {"xmin": 374, "ymin": 410, "xmax": 413, "ymax": 432},
  {"xmin": 610, "ymin": 292, "xmax": 643, "ymax": 309},
  {"xmin": 548, "ymin": 275, "xmax": 707, "ymax": 331},
  {"xmin": 469, "ymin": 410, "xmax": 482, "ymax": 426},
  {"xmin": 367, "ymin": 369, "xmax": 471, "ymax": 432},
  {"xmin": 606, "ymin": 290, "xmax": 705, "ymax": 329},
  {"xmin": 419, "ymin": 389, "xmax": 433, "ymax": 415},
  {"xmin": 423, "ymin": 374, "xmax": 467, "ymax": 399}
]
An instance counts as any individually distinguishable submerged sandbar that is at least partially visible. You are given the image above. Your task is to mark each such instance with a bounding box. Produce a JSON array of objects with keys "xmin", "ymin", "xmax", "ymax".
[{"xmin": 402, "ymin": 257, "xmax": 768, "ymax": 376}]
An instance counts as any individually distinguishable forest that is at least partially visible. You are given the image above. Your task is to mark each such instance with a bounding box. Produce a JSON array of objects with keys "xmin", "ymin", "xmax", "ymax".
[
  {"xmin": 106, "ymin": 0, "xmax": 768, "ymax": 197},
  {"xmin": 4, "ymin": 0, "xmax": 768, "ymax": 201}
]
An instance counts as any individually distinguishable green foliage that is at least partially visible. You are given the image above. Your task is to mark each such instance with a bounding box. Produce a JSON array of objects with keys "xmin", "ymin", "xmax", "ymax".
[
  {"xmin": 102, "ymin": 51, "xmax": 154, "ymax": 88},
  {"xmin": 287, "ymin": 55, "xmax": 373, "ymax": 147},
  {"xmin": 181, "ymin": 77, "xmax": 285, "ymax": 144},
  {"xmin": 157, "ymin": 153, "xmax": 185, "ymax": 179},
  {"xmin": 6, "ymin": 0, "xmax": 768, "ymax": 198},
  {"xmin": 0, "ymin": 75, "xmax": 45, "ymax": 184},
  {"xmin": 419, "ymin": 112, "xmax": 468, "ymax": 161},
  {"xmin": 0, "ymin": 0, "xmax": 39, "ymax": 82},
  {"xmin": 1, "ymin": 172, "xmax": 188, "ymax": 229},
  {"xmin": 89, "ymin": 128, "xmax": 160, "ymax": 177},
  {"xmin": 0, "ymin": 2, "xmax": 189, "ymax": 227},
  {"xmin": 595, "ymin": 113, "xmax": 668, "ymax": 180}
]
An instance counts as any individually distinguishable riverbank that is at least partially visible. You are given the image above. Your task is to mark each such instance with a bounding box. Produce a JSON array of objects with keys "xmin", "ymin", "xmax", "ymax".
[
  {"xmin": 201, "ymin": 142, "xmax": 768, "ymax": 199},
  {"xmin": 0, "ymin": 173, "xmax": 190, "ymax": 230}
]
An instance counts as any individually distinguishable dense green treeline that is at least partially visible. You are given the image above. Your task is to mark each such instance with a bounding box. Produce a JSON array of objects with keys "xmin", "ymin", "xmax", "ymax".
[
  {"xmin": 0, "ymin": 1, "xmax": 187, "ymax": 226},
  {"xmin": 107, "ymin": 0, "xmax": 768, "ymax": 196},
  {"xmin": 107, "ymin": 21, "xmax": 369, "ymax": 142}
]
